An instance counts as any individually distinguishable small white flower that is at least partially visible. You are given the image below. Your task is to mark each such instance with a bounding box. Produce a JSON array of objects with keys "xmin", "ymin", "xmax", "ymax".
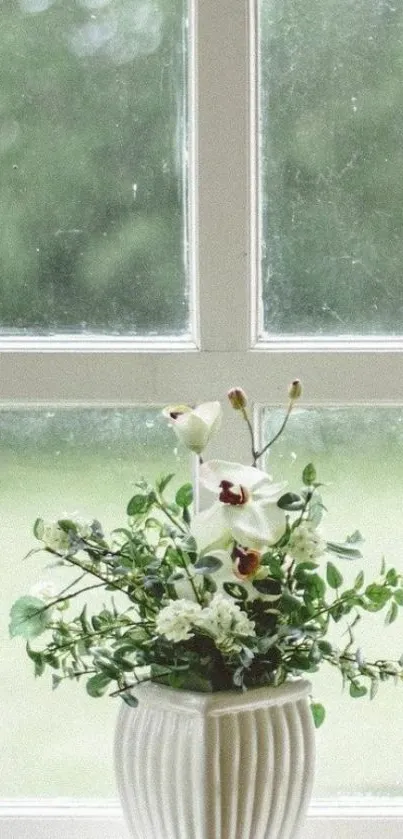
[
  {"xmin": 40, "ymin": 523, "xmax": 71, "ymax": 552},
  {"xmin": 191, "ymin": 460, "xmax": 287, "ymax": 551},
  {"xmin": 29, "ymin": 580, "xmax": 58, "ymax": 602},
  {"xmin": 155, "ymin": 599, "xmax": 202, "ymax": 642},
  {"xmin": 288, "ymin": 523, "xmax": 325, "ymax": 563},
  {"xmin": 195, "ymin": 593, "xmax": 256, "ymax": 653},
  {"xmin": 162, "ymin": 402, "xmax": 222, "ymax": 454}
]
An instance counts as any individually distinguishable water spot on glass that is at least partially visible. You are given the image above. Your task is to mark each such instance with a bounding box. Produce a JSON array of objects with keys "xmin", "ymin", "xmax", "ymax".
[
  {"xmin": 19, "ymin": 0, "xmax": 55, "ymax": 12},
  {"xmin": 68, "ymin": 20, "xmax": 116, "ymax": 57},
  {"xmin": 0, "ymin": 121, "xmax": 20, "ymax": 155},
  {"xmin": 104, "ymin": 0, "xmax": 164, "ymax": 65},
  {"xmin": 77, "ymin": 0, "xmax": 113, "ymax": 8}
]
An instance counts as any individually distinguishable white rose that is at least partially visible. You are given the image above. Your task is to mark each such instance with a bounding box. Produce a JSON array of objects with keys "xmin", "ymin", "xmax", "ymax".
[{"xmin": 163, "ymin": 402, "xmax": 222, "ymax": 454}]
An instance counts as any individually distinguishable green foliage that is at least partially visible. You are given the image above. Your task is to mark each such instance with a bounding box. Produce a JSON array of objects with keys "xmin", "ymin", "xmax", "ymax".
[{"xmin": 9, "ymin": 461, "xmax": 403, "ymax": 718}]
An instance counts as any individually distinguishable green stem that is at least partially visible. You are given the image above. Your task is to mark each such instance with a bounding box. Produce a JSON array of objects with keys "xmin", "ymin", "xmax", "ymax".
[
  {"xmin": 155, "ymin": 498, "xmax": 187, "ymax": 535},
  {"xmin": 254, "ymin": 401, "xmax": 294, "ymax": 464}
]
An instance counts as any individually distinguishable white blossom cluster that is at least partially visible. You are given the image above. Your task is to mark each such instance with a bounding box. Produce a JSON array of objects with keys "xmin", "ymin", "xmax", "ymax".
[
  {"xmin": 287, "ymin": 523, "xmax": 325, "ymax": 563},
  {"xmin": 37, "ymin": 517, "xmax": 93, "ymax": 552},
  {"xmin": 155, "ymin": 593, "xmax": 256, "ymax": 654}
]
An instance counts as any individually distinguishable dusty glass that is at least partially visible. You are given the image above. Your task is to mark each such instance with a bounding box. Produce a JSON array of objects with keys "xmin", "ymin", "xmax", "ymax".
[
  {"xmin": 1, "ymin": 0, "xmax": 188, "ymax": 336},
  {"xmin": 2, "ymin": 408, "xmax": 189, "ymax": 796},
  {"xmin": 263, "ymin": 405, "xmax": 403, "ymax": 794},
  {"xmin": 260, "ymin": 0, "xmax": 403, "ymax": 336}
]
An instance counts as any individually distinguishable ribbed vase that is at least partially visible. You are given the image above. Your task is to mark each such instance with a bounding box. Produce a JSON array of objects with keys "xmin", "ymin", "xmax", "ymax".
[{"xmin": 114, "ymin": 679, "xmax": 315, "ymax": 839}]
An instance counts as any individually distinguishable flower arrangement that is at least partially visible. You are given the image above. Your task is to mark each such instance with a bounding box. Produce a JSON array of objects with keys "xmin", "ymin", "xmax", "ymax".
[{"xmin": 9, "ymin": 382, "xmax": 403, "ymax": 727}]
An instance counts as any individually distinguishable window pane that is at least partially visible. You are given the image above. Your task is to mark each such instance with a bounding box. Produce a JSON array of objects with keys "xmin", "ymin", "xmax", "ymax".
[
  {"xmin": 2, "ymin": 408, "xmax": 189, "ymax": 796},
  {"xmin": 262, "ymin": 406, "xmax": 403, "ymax": 795},
  {"xmin": 1, "ymin": 0, "xmax": 188, "ymax": 336},
  {"xmin": 260, "ymin": 0, "xmax": 403, "ymax": 336}
]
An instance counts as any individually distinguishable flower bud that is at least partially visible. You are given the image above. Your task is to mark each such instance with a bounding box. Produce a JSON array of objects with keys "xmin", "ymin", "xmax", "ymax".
[
  {"xmin": 288, "ymin": 379, "xmax": 302, "ymax": 401},
  {"xmin": 227, "ymin": 387, "xmax": 247, "ymax": 410},
  {"xmin": 162, "ymin": 402, "xmax": 222, "ymax": 454}
]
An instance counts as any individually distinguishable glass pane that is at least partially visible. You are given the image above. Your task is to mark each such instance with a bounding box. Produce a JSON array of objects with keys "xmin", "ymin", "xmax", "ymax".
[
  {"xmin": 260, "ymin": 0, "xmax": 403, "ymax": 336},
  {"xmin": 1, "ymin": 0, "xmax": 188, "ymax": 336},
  {"xmin": 262, "ymin": 406, "xmax": 403, "ymax": 795},
  {"xmin": 2, "ymin": 408, "xmax": 189, "ymax": 796}
]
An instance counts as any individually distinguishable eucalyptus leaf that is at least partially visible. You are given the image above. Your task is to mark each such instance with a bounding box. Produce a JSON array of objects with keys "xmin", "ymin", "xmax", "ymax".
[
  {"xmin": 175, "ymin": 483, "xmax": 193, "ymax": 508},
  {"xmin": 302, "ymin": 463, "xmax": 317, "ymax": 486},
  {"xmin": 349, "ymin": 681, "xmax": 367, "ymax": 699},
  {"xmin": 326, "ymin": 562, "xmax": 343, "ymax": 590},
  {"xmin": 277, "ymin": 492, "xmax": 305, "ymax": 511},
  {"xmin": 86, "ymin": 673, "xmax": 112, "ymax": 698},
  {"xmin": 193, "ymin": 555, "xmax": 223, "ymax": 574},
  {"xmin": 326, "ymin": 541, "xmax": 362, "ymax": 560},
  {"xmin": 9, "ymin": 596, "xmax": 51, "ymax": 639}
]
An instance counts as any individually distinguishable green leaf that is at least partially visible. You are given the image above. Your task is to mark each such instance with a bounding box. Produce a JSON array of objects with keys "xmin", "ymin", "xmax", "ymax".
[
  {"xmin": 33, "ymin": 518, "xmax": 44, "ymax": 539},
  {"xmin": 385, "ymin": 601, "xmax": 399, "ymax": 625},
  {"xmin": 349, "ymin": 681, "xmax": 367, "ymax": 698},
  {"xmin": 394, "ymin": 589, "xmax": 403, "ymax": 606},
  {"xmin": 252, "ymin": 577, "xmax": 282, "ymax": 598},
  {"xmin": 370, "ymin": 679, "xmax": 379, "ymax": 700},
  {"xmin": 127, "ymin": 493, "xmax": 155, "ymax": 516},
  {"xmin": 277, "ymin": 492, "xmax": 305, "ymax": 511},
  {"xmin": 386, "ymin": 568, "xmax": 399, "ymax": 587},
  {"xmin": 354, "ymin": 570, "xmax": 365, "ymax": 590},
  {"xmin": 9, "ymin": 596, "xmax": 51, "ymax": 639},
  {"xmin": 295, "ymin": 561, "xmax": 319, "ymax": 572},
  {"xmin": 311, "ymin": 702, "xmax": 326, "ymax": 728},
  {"xmin": 346, "ymin": 530, "xmax": 364, "ymax": 544},
  {"xmin": 121, "ymin": 692, "xmax": 139, "ymax": 707},
  {"xmin": 193, "ymin": 555, "xmax": 223, "ymax": 574},
  {"xmin": 326, "ymin": 541, "xmax": 362, "ymax": 560},
  {"xmin": 326, "ymin": 561, "xmax": 343, "ymax": 590},
  {"xmin": 26, "ymin": 644, "xmax": 46, "ymax": 676},
  {"xmin": 156, "ymin": 473, "xmax": 175, "ymax": 494},
  {"xmin": 302, "ymin": 463, "xmax": 317, "ymax": 486},
  {"xmin": 317, "ymin": 640, "xmax": 333, "ymax": 656},
  {"xmin": 175, "ymin": 483, "xmax": 193, "ymax": 508},
  {"xmin": 86, "ymin": 673, "xmax": 112, "ymax": 698},
  {"xmin": 222, "ymin": 581, "xmax": 248, "ymax": 601},
  {"xmin": 365, "ymin": 583, "xmax": 392, "ymax": 609}
]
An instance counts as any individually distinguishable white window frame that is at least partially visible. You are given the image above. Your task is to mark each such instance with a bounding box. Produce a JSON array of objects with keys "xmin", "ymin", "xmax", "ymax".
[{"xmin": 1, "ymin": 0, "xmax": 403, "ymax": 835}]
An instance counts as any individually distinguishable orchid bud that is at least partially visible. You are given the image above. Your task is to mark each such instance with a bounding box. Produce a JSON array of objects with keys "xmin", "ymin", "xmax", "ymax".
[
  {"xmin": 288, "ymin": 379, "xmax": 302, "ymax": 401},
  {"xmin": 227, "ymin": 387, "xmax": 247, "ymax": 410},
  {"xmin": 162, "ymin": 402, "xmax": 222, "ymax": 454}
]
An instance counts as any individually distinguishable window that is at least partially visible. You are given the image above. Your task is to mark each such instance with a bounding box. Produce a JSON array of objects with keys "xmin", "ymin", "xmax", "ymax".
[{"xmin": 2, "ymin": 0, "xmax": 403, "ymax": 835}]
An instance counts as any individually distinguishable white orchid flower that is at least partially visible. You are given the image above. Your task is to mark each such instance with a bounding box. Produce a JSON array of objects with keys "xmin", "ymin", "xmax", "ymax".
[
  {"xmin": 163, "ymin": 401, "xmax": 222, "ymax": 454},
  {"xmin": 191, "ymin": 460, "xmax": 287, "ymax": 551}
]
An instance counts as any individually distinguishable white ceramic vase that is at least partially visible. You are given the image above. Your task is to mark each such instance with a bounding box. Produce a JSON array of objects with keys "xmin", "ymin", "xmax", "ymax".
[{"xmin": 114, "ymin": 679, "xmax": 315, "ymax": 839}]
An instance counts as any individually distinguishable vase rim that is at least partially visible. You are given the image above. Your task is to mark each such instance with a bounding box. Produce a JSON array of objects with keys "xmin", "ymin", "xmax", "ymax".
[{"xmin": 125, "ymin": 678, "xmax": 312, "ymax": 715}]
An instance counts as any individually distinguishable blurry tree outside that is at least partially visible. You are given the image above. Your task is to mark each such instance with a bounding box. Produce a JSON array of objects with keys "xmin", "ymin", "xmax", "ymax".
[
  {"xmin": 261, "ymin": 0, "xmax": 403, "ymax": 335},
  {"xmin": 1, "ymin": 0, "xmax": 187, "ymax": 335}
]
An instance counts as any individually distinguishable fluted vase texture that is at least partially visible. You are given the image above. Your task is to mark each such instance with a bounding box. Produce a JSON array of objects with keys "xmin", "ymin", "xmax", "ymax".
[{"xmin": 114, "ymin": 679, "xmax": 315, "ymax": 839}]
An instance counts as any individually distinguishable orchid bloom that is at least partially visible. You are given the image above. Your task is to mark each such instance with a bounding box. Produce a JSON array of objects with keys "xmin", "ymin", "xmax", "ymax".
[
  {"xmin": 191, "ymin": 460, "xmax": 287, "ymax": 551},
  {"xmin": 163, "ymin": 401, "xmax": 222, "ymax": 454}
]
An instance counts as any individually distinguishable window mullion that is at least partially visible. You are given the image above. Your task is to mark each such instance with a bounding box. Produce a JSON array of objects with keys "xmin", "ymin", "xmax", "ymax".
[{"xmin": 196, "ymin": 0, "xmax": 252, "ymax": 352}]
